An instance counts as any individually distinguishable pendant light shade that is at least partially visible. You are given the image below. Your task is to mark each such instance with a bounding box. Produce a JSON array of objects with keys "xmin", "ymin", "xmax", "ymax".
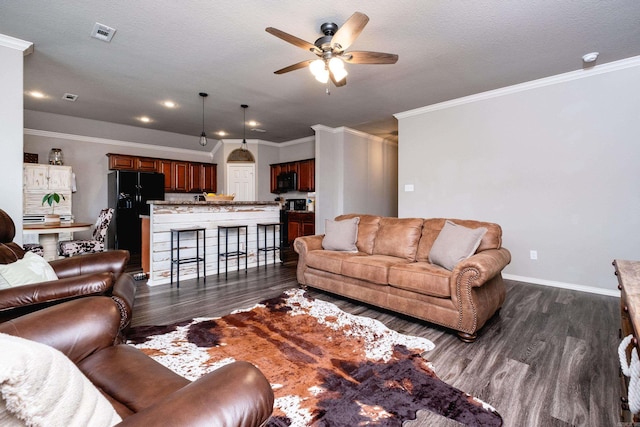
[
  {"xmin": 198, "ymin": 92, "xmax": 208, "ymax": 147},
  {"xmin": 241, "ymin": 104, "xmax": 248, "ymax": 151}
]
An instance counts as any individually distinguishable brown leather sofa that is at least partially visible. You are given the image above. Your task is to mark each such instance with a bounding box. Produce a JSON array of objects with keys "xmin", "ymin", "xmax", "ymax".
[
  {"xmin": 0, "ymin": 296, "xmax": 275, "ymax": 426},
  {"xmin": 294, "ymin": 214, "xmax": 511, "ymax": 342},
  {"xmin": 0, "ymin": 208, "xmax": 135, "ymax": 331}
]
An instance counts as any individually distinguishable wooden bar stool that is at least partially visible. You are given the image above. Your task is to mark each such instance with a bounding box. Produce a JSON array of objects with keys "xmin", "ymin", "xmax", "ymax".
[
  {"xmin": 256, "ymin": 222, "xmax": 281, "ymax": 269},
  {"xmin": 170, "ymin": 227, "xmax": 206, "ymax": 288},
  {"xmin": 217, "ymin": 225, "xmax": 248, "ymax": 279}
]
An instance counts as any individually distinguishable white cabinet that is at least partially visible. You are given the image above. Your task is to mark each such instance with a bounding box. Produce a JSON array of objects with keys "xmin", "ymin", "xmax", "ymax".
[
  {"xmin": 23, "ymin": 164, "xmax": 72, "ymax": 216},
  {"xmin": 24, "ymin": 164, "xmax": 72, "ymax": 191}
]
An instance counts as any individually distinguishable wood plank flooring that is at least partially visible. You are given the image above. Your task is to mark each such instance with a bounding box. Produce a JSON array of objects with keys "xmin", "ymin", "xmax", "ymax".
[{"xmin": 129, "ymin": 263, "xmax": 622, "ymax": 427}]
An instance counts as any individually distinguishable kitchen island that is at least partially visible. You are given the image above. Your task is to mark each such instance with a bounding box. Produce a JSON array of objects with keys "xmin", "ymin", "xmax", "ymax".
[{"xmin": 146, "ymin": 200, "xmax": 281, "ymax": 285}]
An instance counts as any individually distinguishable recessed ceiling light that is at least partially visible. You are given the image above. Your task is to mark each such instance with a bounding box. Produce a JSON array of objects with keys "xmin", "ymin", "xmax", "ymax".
[
  {"xmin": 29, "ymin": 91, "xmax": 45, "ymax": 98},
  {"xmin": 216, "ymin": 131, "xmax": 227, "ymax": 136},
  {"xmin": 138, "ymin": 116, "xmax": 152, "ymax": 123},
  {"xmin": 162, "ymin": 100, "xmax": 176, "ymax": 108},
  {"xmin": 582, "ymin": 52, "xmax": 599, "ymax": 63},
  {"xmin": 248, "ymin": 120, "xmax": 258, "ymax": 127}
]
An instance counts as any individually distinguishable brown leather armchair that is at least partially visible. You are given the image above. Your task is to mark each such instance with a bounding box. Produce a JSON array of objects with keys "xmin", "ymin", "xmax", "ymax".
[
  {"xmin": 0, "ymin": 296, "xmax": 275, "ymax": 426},
  {"xmin": 0, "ymin": 208, "xmax": 135, "ymax": 330}
]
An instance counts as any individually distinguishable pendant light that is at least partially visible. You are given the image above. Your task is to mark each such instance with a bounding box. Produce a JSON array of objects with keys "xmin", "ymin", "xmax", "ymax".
[
  {"xmin": 198, "ymin": 92, "xmax": 208, "ymax": 146},
  {"xmin": 241, "ymin": 104, "xmax": 248, "ymax": 151}
]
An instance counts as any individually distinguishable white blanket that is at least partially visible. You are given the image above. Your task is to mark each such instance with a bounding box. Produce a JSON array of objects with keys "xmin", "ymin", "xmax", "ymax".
[{"xmin": 0, "ymin": 333, "xmax": 121, "ymax": 427}]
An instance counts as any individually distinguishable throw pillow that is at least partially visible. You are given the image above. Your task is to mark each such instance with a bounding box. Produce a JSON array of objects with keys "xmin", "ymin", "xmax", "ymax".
[
  {"xmin": 428, "ymin": 220, "xmax": 487, "ymax": 270},
  {"xmin": 322, "ymin": 217, "xmax": 360, "ymax": 252},
  {"xmin": 0, "ymin": 252, "xmax": 58, "ymax": 288},
  {"xmin": 0, "ymin": 332, "xmax": 122, "ymax": 427}
]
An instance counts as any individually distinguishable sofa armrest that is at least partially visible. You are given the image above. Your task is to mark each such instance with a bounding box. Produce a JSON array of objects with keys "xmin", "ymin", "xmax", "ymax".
[
  {"xmin": 0, "ymin": 296, "xmax": 121, "ymax": 363},
  {"xmin": 293, "ymin": 235, "xmax": 324, "ymax": 285},
  {"xmin": 118, "ymin": 361, "xmax": 274, "ymax": 427},
  {"xmin": 111, "ymin": 273, "xmax": 136, "ymax": 332},
  {"xmin": 0, "ymin": 271, "xmax": 114, "ymax": 311},
  {"xmin": 50, "ymin": 250, "xmax": 130, "ymax": 279},
  {"xmin": 452, "ymin": 248, "xmax": 512, "ymax": 287},
  {"xmin": 449, "ymin": 248, "xmax": 511, "ymax": 337}
]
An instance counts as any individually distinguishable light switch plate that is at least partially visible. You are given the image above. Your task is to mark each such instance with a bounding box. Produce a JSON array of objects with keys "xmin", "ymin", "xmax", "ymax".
[{"xmin": 404, "ymin": 184, "xmax": 414, "ymax": 192}]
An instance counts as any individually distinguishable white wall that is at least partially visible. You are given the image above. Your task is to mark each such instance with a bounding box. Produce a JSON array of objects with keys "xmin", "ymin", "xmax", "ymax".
[
  {"xmin": 0, "ymin": 35, "xmax": 32, "ymax": 243},
  {"xmin": 396, "ymin": 56, "xmax": 640, "ymax": 295},
  {"xmin": 314, "ymin": 125, "xmax": 398, "ymax": 233}
]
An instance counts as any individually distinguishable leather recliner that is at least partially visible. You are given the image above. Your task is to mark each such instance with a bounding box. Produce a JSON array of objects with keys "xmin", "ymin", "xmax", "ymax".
[
  {"xmin": 0, "ymin": 208, "xmax": 135, "ymax": 331},
  {"xmin": 0, "ymin": 296, "xmax": 275, "ymax": 426}
]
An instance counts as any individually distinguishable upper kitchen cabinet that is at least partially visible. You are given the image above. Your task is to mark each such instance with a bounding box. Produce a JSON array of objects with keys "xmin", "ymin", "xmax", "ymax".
[
  {"xmin": 297, "ymin": 159, "xmax": 315, "ymax": 192},
  {"xmin": 270, "ymin": 158, "xmax": 315, "ymax": 193},
  {"xmin": 201, "ymin": 164, "xmax": 217, "ymax": 193},
  {"xmin": 108, "ymin": 153, "xmax": 216, "ymax": 193},
  {"xmin": 107, "ymin": 153, "xmax": 157, "ymax": 172}
]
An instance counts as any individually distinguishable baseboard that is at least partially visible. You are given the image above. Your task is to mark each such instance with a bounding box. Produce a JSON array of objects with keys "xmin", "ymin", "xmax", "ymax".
[{"xmin": 503, "ymin": 274, "xmax": 620, "ymax": 297}]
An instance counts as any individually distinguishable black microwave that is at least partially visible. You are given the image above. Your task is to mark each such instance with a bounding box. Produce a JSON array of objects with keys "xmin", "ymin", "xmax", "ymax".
[{"xmin": 276, "ymin": 171, "xmax": 297, "ymax": 193}]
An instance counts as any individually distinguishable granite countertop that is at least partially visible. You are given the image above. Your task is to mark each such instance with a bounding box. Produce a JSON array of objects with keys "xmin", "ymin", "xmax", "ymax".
[{"xmin": 150, "ymin": 200, "xmax": 279, "ymax": 206}]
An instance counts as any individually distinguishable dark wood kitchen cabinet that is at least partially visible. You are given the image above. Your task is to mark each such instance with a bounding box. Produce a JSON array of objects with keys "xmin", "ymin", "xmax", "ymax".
[
  {"xmin": 201, "ymin": 164, "xmax": 217, "ymax": 193},
  {"xmin": 172, "ymin": 161, "xmax": 188, "ymax": 192},
  {"xmin": 270, "ymin": 158, "xmax": 315, "ymax": 193},
  {"xmin": 297, "ymin": 159, "xmax": 315, "ymax": 192},
  {"xmin": 287, "ymin": 211, "xmax": 315, "ymax": 246},
  {"xmin": 108, "ymin": 153, "xmax": 216, "ymax": 193}
]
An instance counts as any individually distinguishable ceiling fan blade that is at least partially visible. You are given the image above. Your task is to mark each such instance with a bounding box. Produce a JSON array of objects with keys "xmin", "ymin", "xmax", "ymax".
[
  {"xmin": 331, "ymin": 12, "xmax": 369, "ymax": 52},
  {"xmin": 265, "ymin": 27, "xmax": 318, "ymax": 53},
  {"xmin": 343, "ymin": 51, "xmax": 399, "ymax": 64},
  {"xmin": 329, "ymin": 69, "xmax": 347, "ymax": 87},
  {"xmin": 274, "ymin": 59, "xmax": 314, "ymax": 74}
]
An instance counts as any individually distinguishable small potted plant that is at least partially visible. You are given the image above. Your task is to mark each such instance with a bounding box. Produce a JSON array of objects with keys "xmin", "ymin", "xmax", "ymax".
[{"xmin": 42, "ymin": 192, "xmax": 65, "ymax": 225}]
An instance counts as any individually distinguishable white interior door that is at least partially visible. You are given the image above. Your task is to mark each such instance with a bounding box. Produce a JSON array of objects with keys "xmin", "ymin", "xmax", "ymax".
[{"xmin": 227, "ymin": 164, "xmax": 255, "ymax": 201}]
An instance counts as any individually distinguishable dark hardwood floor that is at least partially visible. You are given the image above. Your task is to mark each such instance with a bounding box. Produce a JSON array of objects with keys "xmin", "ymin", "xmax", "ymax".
[{"xmin": 129, "ymin": 263, "xmax": 621, "ymax": 427}]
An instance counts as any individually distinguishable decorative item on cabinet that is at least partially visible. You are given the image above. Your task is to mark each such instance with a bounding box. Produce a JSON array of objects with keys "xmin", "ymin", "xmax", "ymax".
[
  {"xmin": 24, "ymin": 153, "xmax": 38, "ymax": 163},
  {"xmin": 48, "ymin": 148, "xmax": 64, "ymax": 165}
]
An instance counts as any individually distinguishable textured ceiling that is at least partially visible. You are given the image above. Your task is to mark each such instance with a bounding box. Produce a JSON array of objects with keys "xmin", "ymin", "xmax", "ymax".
[{"xmin": 2, "ymin": 1, "xmax": 639, "ymax": 150}]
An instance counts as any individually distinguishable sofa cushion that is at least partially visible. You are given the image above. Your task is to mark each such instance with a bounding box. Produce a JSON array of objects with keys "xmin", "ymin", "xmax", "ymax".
[
  {"xmin": 0, "ymin": 332, "xmax": 121, "ymax": 427},
  {"xmin": 416, "ymin": 218, "xmax": 502, "ymax": 263},
  {"xmin": 389, "ymin": 262, "xmax": 451, "ymax": 298},
  {"xmin": 341, "ymin": 255, "xmax": 411, "ymax": 285},
  {"xmin": 372, "ymin": 218, "xmax": 423, "ymax": 261},
  {"xmin": 428, "ymin": 220, "xmax": 487, "ymax": 271},
  {"xmin": 322, "ymin": 217, "xmax": 359, "ymax": 252},
  {"xmin": 306, "ymin": 250, "xmax": 365, "ymax": 275},
  {"xmin": 0, "ymin": 251, "xmax": 58, "ymax": 288},
  {"xmin": 335, "ymin": 214, "xmax": 381, "ymax": 254}
]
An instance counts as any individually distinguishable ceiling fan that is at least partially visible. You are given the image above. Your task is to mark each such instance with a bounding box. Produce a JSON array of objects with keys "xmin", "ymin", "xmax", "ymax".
[{"xmin": 265, "ymin": 12, "xmax": 398, "ymax": 87}]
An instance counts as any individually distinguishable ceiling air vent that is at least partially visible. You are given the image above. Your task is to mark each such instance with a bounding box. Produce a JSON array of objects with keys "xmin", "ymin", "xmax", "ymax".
[
  {"xmin": 251, "ymin": 128, "xmax": 267, "ymax": 133},
  {"xmin": 62, "ymin": 93, "xmax": 78, "ymax": 102},
  {"xmin": 91, "ymin": 22, "xmax": 116, "ymax": 42}
]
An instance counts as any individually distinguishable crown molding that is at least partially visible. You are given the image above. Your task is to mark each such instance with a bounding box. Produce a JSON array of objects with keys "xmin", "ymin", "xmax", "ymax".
[
  {"xmin": 0, "ymin": 34, "xmax": 33, "ymax": 55},
  {"xmin": 24, "ymin": 128, "xmax": 213, "ymax": 157},
  {"xmin": 395, "ymin": 55, "xmax": 640, "ymax": 119},
  {"xmin": 312, "ymin": 125, "xmax": 395, "ymax": 145}
]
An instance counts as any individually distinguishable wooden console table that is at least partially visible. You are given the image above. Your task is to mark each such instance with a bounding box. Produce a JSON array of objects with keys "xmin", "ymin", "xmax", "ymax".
[{"xmin": 614, "ymin": 259, "xmax": 640, "ymax": 422}]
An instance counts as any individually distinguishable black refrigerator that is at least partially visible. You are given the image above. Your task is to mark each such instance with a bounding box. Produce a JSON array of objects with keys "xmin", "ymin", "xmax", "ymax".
[{"xmin": 107, "ymin": 171, "xmax": 165, "ymax": 254}]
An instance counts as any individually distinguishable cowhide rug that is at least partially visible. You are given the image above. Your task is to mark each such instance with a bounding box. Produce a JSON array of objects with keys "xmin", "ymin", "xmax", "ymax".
[{"xmin": 127, "ymin": 288, "xmax": 502, "ymax": 426}]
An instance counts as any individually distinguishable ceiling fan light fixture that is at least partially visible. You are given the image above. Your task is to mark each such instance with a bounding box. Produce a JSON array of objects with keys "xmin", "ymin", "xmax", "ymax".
[
  {"xmin": 309, "ymin": 59, "xmax": 329, "ymax": 83},
  {"xmin": 328, "ymin": 57, "xmax": 348, "ymax": 82}
]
